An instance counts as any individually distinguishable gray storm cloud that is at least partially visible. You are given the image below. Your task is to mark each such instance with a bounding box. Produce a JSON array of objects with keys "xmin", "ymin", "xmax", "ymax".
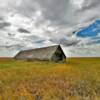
[
  {"xmin": 18, "ymin": 28, "xmax": 30, "ymax": 33},
  {"xmin": 0, "ymin": 0, "xmax": 100, "ymax": 57},
  {"xmin": 1, "ymin": 0, "xmax": 99, "ymax": 27},
  {"xmin": 0, "ymin": 22, "xmax": 11, "ymax": 29}
]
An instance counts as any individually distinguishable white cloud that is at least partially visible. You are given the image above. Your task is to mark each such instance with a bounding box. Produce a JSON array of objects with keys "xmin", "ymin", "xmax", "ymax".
[
  {"xmin": 71, "ymin": 0, "xmax": 84, "ymax": 9},
  {"xmin": 0, "ymin": 0, "xmax": 100, "ymax": 57}
]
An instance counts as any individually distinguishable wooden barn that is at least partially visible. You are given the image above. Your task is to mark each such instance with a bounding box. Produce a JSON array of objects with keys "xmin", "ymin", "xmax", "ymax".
[{"xmin": 14, "ymin": 45, "xmax": 66, "ymax": 62}]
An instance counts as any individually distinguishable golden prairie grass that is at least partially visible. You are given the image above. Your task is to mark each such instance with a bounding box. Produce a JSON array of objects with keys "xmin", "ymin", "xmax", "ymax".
[{"xmin": 0, "ymin": 58, "xmax": 99, "ymax": 100}]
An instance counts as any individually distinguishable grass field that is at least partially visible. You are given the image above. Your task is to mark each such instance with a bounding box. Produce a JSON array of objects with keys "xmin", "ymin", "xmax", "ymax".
[{"xmin": 0, "ymin": 58, "xmax": 100, "ymax": 100}]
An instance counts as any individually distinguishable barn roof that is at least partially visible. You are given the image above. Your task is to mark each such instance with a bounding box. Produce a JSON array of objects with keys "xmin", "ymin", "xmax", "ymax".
[{"xmin": 14, "ymin": 45, "xmax": 65, "ymax": 60}]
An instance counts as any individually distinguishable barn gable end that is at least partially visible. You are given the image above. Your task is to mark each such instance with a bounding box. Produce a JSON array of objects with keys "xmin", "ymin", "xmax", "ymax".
[{"xmin": 51, "ymin": 45, "xmax": 66, "ymax": 62}]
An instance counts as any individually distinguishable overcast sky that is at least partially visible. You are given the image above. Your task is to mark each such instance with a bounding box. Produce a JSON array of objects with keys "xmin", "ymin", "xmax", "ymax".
[{"xmin": 0, "ymin": 0, "xmax": 100, "ymax": 57}]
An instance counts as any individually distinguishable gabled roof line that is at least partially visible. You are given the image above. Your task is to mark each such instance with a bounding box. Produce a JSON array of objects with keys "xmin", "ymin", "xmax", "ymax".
[{"xmin": 20, "ymin": 44, "xmax": 61, "ymax": 52}]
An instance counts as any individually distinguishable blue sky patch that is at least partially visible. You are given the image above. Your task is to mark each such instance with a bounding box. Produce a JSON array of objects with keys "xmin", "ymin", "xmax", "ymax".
[{"xmin": 77, "ymin": 19, "xmax": 100, "ymax": 38}]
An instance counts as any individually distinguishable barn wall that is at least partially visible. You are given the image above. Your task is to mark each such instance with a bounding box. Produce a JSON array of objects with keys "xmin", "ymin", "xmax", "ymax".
[
  {"xmin": 15, "ymin": 52, "xmax": 51, "ymax": 61},
  {"xmin": 51, "ymin": 47, "xmax": 66, "ymax": 62}
]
